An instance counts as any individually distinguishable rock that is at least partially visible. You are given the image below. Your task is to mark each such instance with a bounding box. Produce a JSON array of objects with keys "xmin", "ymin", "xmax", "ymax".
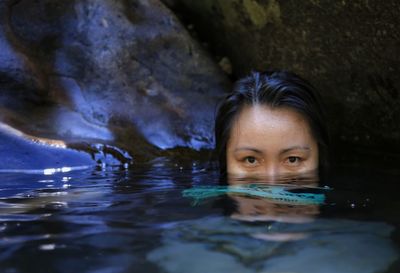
[
  {"xmin": 0, "ymin": 0, "xmax": 230, "ymax": 167},
  {"xmin": 0, "ymin": 122, "xmax": 133, "ymax": 171},
  {"xmin": 166, "ymin": 0, "xmax": 400, "ymax": 153},
  {"xmin": 218, "ymin": 57, "xmax": 233, "ymax": 75},
  {"xmin": 0, "ymin": 122, "xmax": 94, "ymax": 171}
]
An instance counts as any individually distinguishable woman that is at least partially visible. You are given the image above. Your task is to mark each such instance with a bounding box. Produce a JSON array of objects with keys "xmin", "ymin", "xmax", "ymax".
[
  {"xmin": 215, "ymin": 70, "xmax": 329, "ymax": 180},
  {"xmin": 213, "ymin": 70, "xmax": 329, "ymax": 225}
]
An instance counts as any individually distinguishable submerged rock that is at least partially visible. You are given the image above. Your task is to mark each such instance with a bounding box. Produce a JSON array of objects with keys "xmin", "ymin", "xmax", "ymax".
[
  {"xmin": 0, "ymin": 122, "xmax": 132, "ymax": 171},
  {"xmin": 0, "ymin": 123, "xmax": 94, "ymax": 171},
  {"xmin": 0, "ymin": 0, "xmax": 230, "ymax": 168}
]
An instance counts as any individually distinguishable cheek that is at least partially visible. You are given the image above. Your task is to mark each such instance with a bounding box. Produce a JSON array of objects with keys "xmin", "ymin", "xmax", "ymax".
[
  {"xmin": 226, "ymin": 151, "xmax": 256, "ymax": 177},
  {"xmin": 226, "ymin": 153, "xmax": 241, "ymax": 174},
  {"xmin": 306, "ymin": 147, "xmax": 319, "ymax": 170}
]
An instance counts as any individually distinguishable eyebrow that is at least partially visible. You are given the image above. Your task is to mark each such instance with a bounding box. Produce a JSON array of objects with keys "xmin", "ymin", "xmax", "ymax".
[
  {"xmin": 233, "ymin": 147, "xmax": 263, "ymax": 154},
  {"xmin": 280, "ymin": 146, "xmax": 311, "ymax": 155},
  {"xmin": 233, "ymin": 146, "xmax": 311, "ymax": 155}
]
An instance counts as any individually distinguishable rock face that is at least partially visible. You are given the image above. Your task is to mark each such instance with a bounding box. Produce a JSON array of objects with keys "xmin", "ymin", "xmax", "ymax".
[
  {"xmin": 165, "ymin": 0, "xmax": 400, "ymax": 152},
  {"xmin": 0, "ymin": 123, "xmax": 95, "ymax": 171},
  {"xmin": 0, "ymin": 0, "xmax": 230, "ymax": 167}
]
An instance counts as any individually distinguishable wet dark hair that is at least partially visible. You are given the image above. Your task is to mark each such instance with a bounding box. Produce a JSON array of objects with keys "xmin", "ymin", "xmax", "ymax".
[{"xmin": 214, "ymin": 70, "xmax": 329, "ymax": 175}]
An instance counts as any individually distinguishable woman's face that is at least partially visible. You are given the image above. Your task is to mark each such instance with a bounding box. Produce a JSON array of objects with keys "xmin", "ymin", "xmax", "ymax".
[{"xmin": 226, "ymin": 105, "xmax": 318, "ymax": 179}]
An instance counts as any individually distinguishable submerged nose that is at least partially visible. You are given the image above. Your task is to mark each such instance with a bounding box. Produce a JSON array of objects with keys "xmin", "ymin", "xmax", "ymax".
[{"xmin": 262, "ymin": 163, "xmax": 280, "ymax": 181}]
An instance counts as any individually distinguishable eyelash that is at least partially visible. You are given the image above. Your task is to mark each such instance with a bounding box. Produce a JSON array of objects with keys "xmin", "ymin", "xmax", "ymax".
[
  {"xmin": 285, "ymin": 156, "xmax": 302, "ymax": 165},
  {"xmin": 240, "ymin": 156, "xmax": 304, "ymax": 168},
  {"xmin": 240, "ymin": 156, "xmax": 303, "ymax": 166},
  {"xmin": 241, "ymin": 156, "xmax": 259, "ymax": 166}
]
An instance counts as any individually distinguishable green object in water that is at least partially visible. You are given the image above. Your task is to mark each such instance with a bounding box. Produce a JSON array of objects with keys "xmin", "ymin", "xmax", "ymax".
[{"xmin": 182, "ymin": 184, "xmax": 326, "ymax": 205}]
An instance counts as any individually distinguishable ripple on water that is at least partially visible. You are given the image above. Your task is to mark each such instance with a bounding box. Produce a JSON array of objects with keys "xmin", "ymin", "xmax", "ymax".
[{"xmin": 0, "ymin": 161, "xmax": 398, "ymax": 273}]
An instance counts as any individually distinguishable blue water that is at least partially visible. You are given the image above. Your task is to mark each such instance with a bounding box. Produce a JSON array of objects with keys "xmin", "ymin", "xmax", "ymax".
[{"xmin": 0, "ymin": 158, "xmax": 399, "ymax": 273}]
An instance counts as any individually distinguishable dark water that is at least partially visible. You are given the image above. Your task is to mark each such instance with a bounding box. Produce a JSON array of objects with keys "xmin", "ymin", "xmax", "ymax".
[{"xmin": 0, "ymin": 158, "xmax": 399, "ymax": 273}]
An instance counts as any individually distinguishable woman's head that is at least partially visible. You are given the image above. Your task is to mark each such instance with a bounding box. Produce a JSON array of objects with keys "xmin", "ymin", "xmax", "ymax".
[{"xmin": 215, "ymin": 70, "xmax": 329, "ymax": 178}]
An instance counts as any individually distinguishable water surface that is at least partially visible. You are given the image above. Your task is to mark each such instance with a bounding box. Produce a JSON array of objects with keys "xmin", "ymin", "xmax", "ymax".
[{"xmin": 0, "ymin": 158, "xmax": 399, "ymax": 273}]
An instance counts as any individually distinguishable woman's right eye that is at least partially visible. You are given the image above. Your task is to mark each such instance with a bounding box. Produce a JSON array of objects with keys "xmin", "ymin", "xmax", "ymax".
[{"xmin": 243, "ymin": 156, "xmax": 258, "ymax": 165}]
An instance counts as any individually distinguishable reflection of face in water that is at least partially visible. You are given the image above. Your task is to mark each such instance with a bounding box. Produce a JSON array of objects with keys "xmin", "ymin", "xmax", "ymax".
[
  {"xmin": 230, "ymin": 194, "xmax": 320, "ymax": 225},
  {"xmin": 227, "ymin": 171, "xmax": 320, "ymax": 225},
  {"xmin": 226, "ymin": 105, "xmax": 319, "ymax": 178}
]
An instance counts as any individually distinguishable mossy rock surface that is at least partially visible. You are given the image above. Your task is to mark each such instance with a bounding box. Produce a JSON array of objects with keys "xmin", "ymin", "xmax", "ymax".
[{"xmin": 166, "ymin": 0, "xmax": 400, "ymax": 152}]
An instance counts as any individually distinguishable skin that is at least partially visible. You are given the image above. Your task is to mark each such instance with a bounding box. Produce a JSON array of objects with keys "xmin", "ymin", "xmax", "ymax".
[{"xmin": 226, "ymin": 104, "xmax": 319, "ymax": 181}]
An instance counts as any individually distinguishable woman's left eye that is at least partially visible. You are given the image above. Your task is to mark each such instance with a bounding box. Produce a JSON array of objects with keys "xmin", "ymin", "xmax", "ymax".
[{"xmin": 286, "ymin": 156, "xmax": 301, "ymax": 165}]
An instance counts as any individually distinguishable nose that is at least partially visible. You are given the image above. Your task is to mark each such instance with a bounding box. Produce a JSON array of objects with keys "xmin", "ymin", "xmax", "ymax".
[{"xmin": 262, "ymin": 163, "xmax": 280, "ymax": 181}]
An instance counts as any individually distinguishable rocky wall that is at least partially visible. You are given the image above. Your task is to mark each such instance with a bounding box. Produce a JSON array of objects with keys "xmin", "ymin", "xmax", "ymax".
[
  {"xmin": 165, "ymin": 0, "xmax": 400, "ymax": 154},
  {"xmin": 0, "ymin": 0, "xmax": 230, "ymax": 167}
]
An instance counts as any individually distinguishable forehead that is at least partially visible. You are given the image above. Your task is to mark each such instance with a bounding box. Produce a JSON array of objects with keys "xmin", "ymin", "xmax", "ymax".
[{"xmin": 228, "ymin": 105, "xmax": 314, "ymax": 148}]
